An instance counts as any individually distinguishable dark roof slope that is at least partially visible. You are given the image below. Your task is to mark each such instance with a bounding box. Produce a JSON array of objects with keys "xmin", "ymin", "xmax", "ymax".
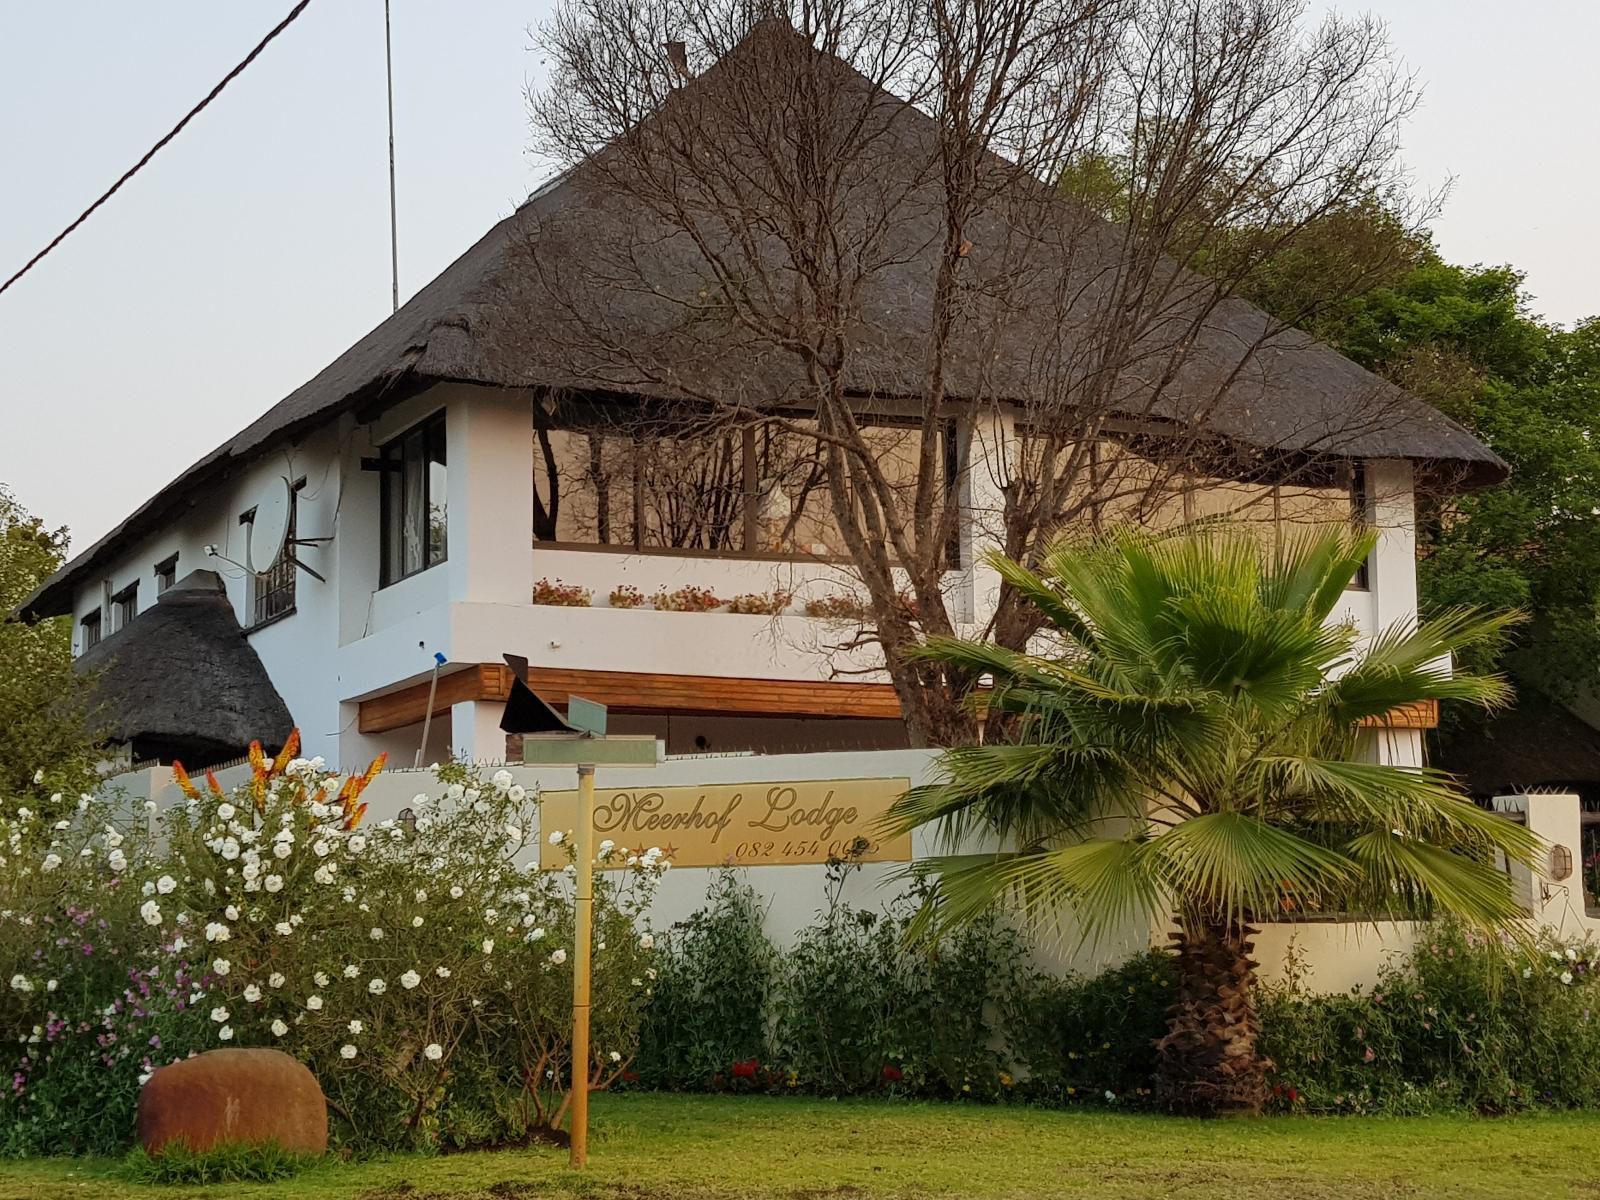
[
  {"xmin": 1439, "ymin": 692, "xmax": 1600, "ymax": 799},
  {"xmin": 20, "ymin": 26, "xmax": 1505, "ymax": 620},
  {"xmin": 76, "ymin": 570, "xmax": 293, "ymax": 767}
]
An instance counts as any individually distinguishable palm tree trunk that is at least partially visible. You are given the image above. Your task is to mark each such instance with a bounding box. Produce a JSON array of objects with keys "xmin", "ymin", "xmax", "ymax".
[{"xmin": 1154, "ymin": 915, "xmax": 1272, "ymax": 1116}]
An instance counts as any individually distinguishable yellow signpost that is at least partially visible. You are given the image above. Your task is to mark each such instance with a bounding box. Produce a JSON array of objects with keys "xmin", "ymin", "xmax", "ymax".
[{"xmin": 516, "ymin": 688, "xmax": 658, "ymax": 1171}]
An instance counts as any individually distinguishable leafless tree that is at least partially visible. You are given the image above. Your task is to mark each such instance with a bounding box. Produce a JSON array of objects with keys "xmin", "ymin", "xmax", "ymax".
[{"xmin": 525, "ymin": 0, "xmax": 1428, "ymax": 746}]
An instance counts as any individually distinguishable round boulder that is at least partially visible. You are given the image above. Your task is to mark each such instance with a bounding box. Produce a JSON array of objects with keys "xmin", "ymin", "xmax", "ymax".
[{"xmin": 137, "ymin": 1048, "xmax": 327, "ymax": 1156}]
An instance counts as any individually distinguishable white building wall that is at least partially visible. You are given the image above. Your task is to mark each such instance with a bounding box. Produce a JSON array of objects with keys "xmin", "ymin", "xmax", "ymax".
[{"xmin": 72, "ymin": 382, "xmax": 1429, "ymax": 772}]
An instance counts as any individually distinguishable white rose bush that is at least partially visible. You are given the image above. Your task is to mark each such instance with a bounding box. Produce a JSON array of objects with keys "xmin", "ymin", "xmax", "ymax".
[{"xmin": 0, "ymin": 735, "xmax": 663, "ymax": 1154}]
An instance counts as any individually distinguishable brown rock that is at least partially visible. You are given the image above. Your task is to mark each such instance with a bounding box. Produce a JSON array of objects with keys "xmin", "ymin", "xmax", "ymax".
[{"xmin": 136, "ymin": 1048, "xmax": 327, "ymax": 1156}]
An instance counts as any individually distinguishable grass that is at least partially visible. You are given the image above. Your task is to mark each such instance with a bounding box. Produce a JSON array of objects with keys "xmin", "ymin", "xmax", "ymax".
[{"xmin": 5, "ymin": 1093, "xmax": 1600, "ymax": 1199}]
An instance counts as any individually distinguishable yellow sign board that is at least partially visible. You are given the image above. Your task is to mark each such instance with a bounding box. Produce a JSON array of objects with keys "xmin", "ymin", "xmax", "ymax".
[{"xmin": 538, "ymin": 777, "xmax": 913, "ymax": 869}]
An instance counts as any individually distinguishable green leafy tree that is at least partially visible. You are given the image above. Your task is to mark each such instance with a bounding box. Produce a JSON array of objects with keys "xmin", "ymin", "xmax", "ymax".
[
  {"xmin": 0, "ymin": 487, "xmax": 100, "ymax": 805},
  {"xmin": 886, "ymin": 526, "xmax": 1536, "ymax": 1116}
]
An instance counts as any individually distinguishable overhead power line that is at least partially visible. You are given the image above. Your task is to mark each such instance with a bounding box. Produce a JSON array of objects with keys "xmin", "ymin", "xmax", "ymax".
[{"xmin": 0, "ymin": 0, "xmax": 315, "ymax": 299}]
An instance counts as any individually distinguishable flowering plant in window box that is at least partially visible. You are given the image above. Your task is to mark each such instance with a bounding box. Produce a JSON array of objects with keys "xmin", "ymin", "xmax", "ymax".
[
  {"xmin": 803, "ymin": 591, "xmax": 919, "ymax": 623},
  {"xmin": 727, "ymin": 591, "xmax": 793, "ymax": 615},
  {"xmin": 651, "ymin": 585, "xmax": 724, "ymax": 612},
  {"xmin": 531, "ymin": 578, "xmax": 593, "ymax": 607},
  {"xmin": 607, "ymin": 584, "xmax": 647, "ymax": 609}
]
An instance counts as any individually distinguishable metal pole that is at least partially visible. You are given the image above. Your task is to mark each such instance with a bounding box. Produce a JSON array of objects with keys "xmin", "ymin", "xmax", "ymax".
[
  {"xmin": 414, "ymin": 655, "xmax": 442, "ymax": 768},
  {"xmin": 384, "ymin": 0, "xmax": 399, "ymax": 313},
  {"xmin": 569, "ymin": 762, "xmax": 596, "ymax": 1169}
]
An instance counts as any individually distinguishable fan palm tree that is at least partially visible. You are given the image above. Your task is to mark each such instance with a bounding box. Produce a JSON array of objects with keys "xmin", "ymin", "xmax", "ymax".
[{"xmin": 884, "ymin": 524, "xmax": 1537, "ymax": 1116}]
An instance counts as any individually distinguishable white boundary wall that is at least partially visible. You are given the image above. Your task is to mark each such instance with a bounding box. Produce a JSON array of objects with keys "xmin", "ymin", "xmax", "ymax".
[{"xmin": 116, "ymin": 753, "xmax": 1580, "ymax": 992}]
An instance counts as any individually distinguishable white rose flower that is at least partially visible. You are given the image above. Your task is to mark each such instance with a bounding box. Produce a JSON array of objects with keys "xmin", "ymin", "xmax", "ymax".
[
  {"xmin": 275, "ymin": 922, "xmax": 293, "ymax": 936},
  {"xmin": 348, "ymin": 1019, "xmax": 364, "ymax": 1034},
  {"xmin": 548, "ymin": 830, "xmax": 564, "ymax": 845},
  {"xmin": 224, "ymin": 905, "xmax": 239, "ymax": 921},
  {"xmin": 139, "ymin": 900, "xmax": 162, "ymax": 926},
  {"xmin": 243, "ymin": 984, "xmax": 262, "ymax": 1002},
  {"xmin": 368, "ymin": 978, "xmax": 387, "ymax": 995},
  {"xmin": 414, "ymin": 889, "xmax": 428, "ymax": 903},
  {"xmin": 508, "ymin": 785, "xmax": 526, "ymax": 803},
  {"xmin": 10, "ymin": 975, "xmax": 33, "ymax": 993},
  {"xmin": 344, "ymin": 964, "xmax": 360, "ymax": 979},
  {"xmin": 549, "ymin": 948, "xmax": 567, "ymax": 966},
  {"xmin": 412, "ymin": 916, "xmax": 424, "ymax": 928},
  {"xmin": 1562, "ymin": 971, "xmax": 1575, "ymax": 985},
  {"xmin": 370, "ymin": 927, "xmax": 384, "ymax": 941},
  {"xmin": 423, "ymin": 1043, "xmax": 444, "ymax": 1061},
  {"xmin": 209, "ymin": 1006, "xmax": 230, "ymax": 1023},
  {"xmin": 313, "ymin": 841, "xmax": 331, "ymax": 858},
  {"xmin": 482, "ymin": 938, "xmax": 495, "ymax": 955},
  {"xmin": 217, "ymin": 803, "xmax": 236, "ymax": 821},
  {"xmin": 306, "ymin": 995, "xmax": 323, "ymax": 1011},
  {"xmin": 108, "ymin": 849, "xmax": 128, "ymax": 873},
  {"xmin": 449, "ymin": 886, "xmax": 464, "ymax": 899},
  {"xmin": 314, "ymin": 971, "xmax": 330, "ymax": 988},
  {"xmin": 41, "ymin": 854, "xmax": 61, "ymax": 873},
  {"xmin": 264, "ymin": 874, "xmax": 284, "ymax": 893},
  {"xmin": 339, "ymin": 1044, "xmax": 358, "ymax": 1060},
  {"xmin": 212, "ymin": 959, "xmax": 230, "ymax": 976},
  {"xmin": 447, "ymin": 784, "xmax": 465, "ymax": 803},
  {"xmin": 609, "ymin": 1051, "xmax": 622, "ymax": 1063},
  {"xmin": 639, "ymin": 933, "xmax": 655, "ymax": 950},
  {"xmin": 598, "ymin": 839, "xmax": 615, "ymax": 856},
  {"xmin": 269, "ymin": 972, "xmax": 286, "ymax": 988},
  {"xmin": 219, "ymin": 839, "xmax": 240, "ymax": 861},
  {"xmin": 273, "ymin": 843, "xmax": 293, "ymax": 860},
  {"xmin": 347, "ymin": 835, "xmax": 367, "ymax": 854},
  {"xmin": 435, "ymin": 966, "xmax": 451, "ymax": 979},
  {"xmin": 401, "ymin": 970, "xmax": 421, "ymax": 989},
  {"xmin": 271, "ymin": 1019, "xmax": 289, "ymax": 1037},
  {"xmin": 491, "ymin": 769, "xmax": 514, "ymax": 792},
  {"xmin": 218, "ymin": 1025, "xmax": 234, "ymax": 1042},
  {"xmin": 204, "ymin": 922, "xmax": 230, "ymax": 943},
  {"xmin": 313, "ymin": 865, "xmax": 335, "ymax": 885}
]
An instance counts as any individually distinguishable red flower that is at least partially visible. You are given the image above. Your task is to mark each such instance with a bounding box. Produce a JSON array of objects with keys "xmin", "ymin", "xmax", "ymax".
[
  {"xmin": 881, "ymin": 1064, "xmax": 903, "ymax": 1083},
  {"xmin": 731, "ymin": 1058, "xmax": 760, "ymax": 1079}
]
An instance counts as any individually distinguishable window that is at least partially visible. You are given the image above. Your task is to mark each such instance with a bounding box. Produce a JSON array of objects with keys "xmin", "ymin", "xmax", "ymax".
[
  {"xmin": 1348, "ymin": 461, "xmax": 1371, "ymax": 590},
  {"xmin": 252, "ymin": 481, "xmax": 304, "ymax": 624},
  {"xmin": 154, "ymin": 554, "xmax": 178, "ymax": 594},
  {"xmin": 379, "ymin": 413, "xmax": 448, "ymax": 586},
  {"xmin": 111, "ymin": 583, "xmax": 138, "ymax": 632},
  {"xmin": 532, "ymin": 416, "xmax": 964, "ymax": 566},
  {"xmin": 80, "ymin": 609, "xmax": 101, "ymax": 652}
]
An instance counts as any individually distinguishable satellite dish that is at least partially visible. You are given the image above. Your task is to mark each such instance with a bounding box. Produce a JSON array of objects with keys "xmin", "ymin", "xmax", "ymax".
[{"xmin": 247, "ymin": 477, "xmax": 293, "ymax": 574}]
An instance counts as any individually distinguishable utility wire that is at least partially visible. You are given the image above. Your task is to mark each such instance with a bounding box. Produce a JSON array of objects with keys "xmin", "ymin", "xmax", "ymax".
[{"xmin": 0, "ymin": 0, "xmax": 315, "ymax": 299}]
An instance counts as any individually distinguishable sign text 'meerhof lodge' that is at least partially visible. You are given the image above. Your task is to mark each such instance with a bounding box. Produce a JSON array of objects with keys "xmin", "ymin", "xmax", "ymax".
[{"xmin": 537, "ymin": 777, "xmax": 913, "ymax": 869}]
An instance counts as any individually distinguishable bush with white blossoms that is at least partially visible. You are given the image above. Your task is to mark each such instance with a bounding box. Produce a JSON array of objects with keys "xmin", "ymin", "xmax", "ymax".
[
  {"xmin": 0, "ymin": 787, "xmax": 211, "ymax": 1155},
  {"xmin": 1, "ymin": 737, "xmax": 663, "ymax": 1154},
  {"xmin": 146, "ymin": 744, "xmax": 663, "ymax": 1150}
]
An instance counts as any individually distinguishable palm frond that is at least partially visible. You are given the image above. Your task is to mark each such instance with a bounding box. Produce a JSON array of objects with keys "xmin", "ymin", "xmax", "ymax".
[
  {"xmin": 1342, "ymin": 830, "xmax": 1531, "ymax": 930},
  {"xmin": 1152, "ymin": 811, "xmax": 1358, "ymax": 925}
]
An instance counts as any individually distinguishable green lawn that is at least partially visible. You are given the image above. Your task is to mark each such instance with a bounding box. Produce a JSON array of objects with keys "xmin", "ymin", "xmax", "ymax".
[{"xmin": 4, "ymin": 1093, "xmax": 1599, "ymax": 1199}]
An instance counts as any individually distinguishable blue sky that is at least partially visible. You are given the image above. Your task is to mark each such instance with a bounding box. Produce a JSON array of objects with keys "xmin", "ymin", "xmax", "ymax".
[{"xmin": 2, "ymin": 1, "xmax": 1595, "ymax": 550}]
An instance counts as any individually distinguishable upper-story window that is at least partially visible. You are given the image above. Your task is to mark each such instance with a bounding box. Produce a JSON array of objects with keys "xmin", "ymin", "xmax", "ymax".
[
  {"xmin": 111, "ymin": 582, "xmax": 138, "ymax": 632},
  {"xmin": 154, "ymin": 554, "xmax": 178, "ymax": 594},
  {"xmin": 80, "ymin": 608, "xmax": 102, "ymax": 652},
  {"xmin": 253, "ymin": 480, "xmax": 304, "ymax": 625},
  {"xmin": 379, "ymin": 412, "xmax": 448, "ymax": 586},
  {"xmin": 1348, "ymin": 461, "xmax": 1371, "ymax": 590}
]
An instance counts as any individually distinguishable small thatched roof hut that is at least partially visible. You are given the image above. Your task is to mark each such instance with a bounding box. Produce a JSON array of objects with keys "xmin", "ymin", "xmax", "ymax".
[{"xmin": 75, "ymin": 571, "xmax": 293, "ymax": 769}]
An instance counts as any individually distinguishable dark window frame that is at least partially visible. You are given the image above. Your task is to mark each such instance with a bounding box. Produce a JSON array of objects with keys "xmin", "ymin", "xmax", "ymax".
[
  {"xmin": 1348, "ymin": 461, "xmax": 1371, "ymax": 591},
  {"xmin": 111, "ymin": 582, "xmax": 138, "ymax": 632},
  {"xmin": 154, "ymin": 554, "xmax": 179, "ymax": 595},
  {"xmin": 252, "ymin": 479, "xmax": 305, "ymax": 626},
  {"xmin": 80, "ymin": 608, "xmax": 102, "ymax": 652},
  {"xmin": 377, "ymin": 411, "xmax": 449, "ymax": 587},
  {"xmin": 532, "ymin": 414, "xmax": 966, "ymax": 568}
]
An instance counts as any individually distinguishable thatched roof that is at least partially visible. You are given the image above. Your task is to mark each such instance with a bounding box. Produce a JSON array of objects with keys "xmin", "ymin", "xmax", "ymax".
[
  {"xmin": 76, "ymin": 570, "xmax": 293, "ymax": 768},
  {"xmin": 19, "ymin": 24, "xmax": 1505, "ymax": 621},
  {"xmin": 1438, "ymin": 693, "xmax": 1600, "ymax": 801}
]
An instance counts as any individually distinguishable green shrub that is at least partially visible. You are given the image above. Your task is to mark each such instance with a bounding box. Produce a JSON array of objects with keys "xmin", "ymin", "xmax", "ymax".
[
  {"xmin": 1006, "ymin": 951, "xmax": 1175, "ymax": 1106},
  {"xmin": 0, "ymin": 753, "xmax": 664, "ymax": 1155},
  {"xmin": 1262, "ymin": 922, "xmax": 1600, "ymax": 1114},
  {"xmin": 637, "ymin": 870, "xmax": 776, "ymax": 1090}
]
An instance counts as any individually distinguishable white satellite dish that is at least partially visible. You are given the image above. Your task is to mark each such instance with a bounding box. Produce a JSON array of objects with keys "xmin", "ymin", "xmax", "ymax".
[{"xmin": 247, "ymin": 477, "xmax": 293, "ymax": 574}]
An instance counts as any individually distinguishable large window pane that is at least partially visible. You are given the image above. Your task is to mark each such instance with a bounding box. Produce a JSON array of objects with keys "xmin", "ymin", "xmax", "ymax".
[{"xmin": 379, "ymin": 412, "xmax": 448, "ymax": 586}]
